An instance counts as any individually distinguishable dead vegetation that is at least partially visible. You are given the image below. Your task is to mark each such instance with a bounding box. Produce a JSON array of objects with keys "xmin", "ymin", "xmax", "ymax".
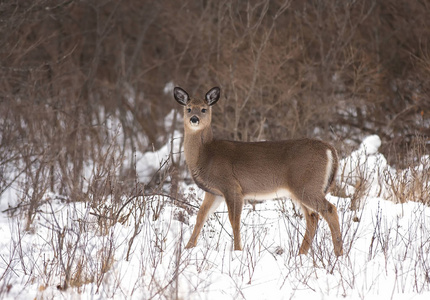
[{"xmin": 1, "ymin": 0, "xmax": 429, "ymax": 166}]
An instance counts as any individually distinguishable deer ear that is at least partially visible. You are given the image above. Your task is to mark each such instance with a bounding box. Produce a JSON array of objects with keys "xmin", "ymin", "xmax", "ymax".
[
  {"xmin": 205, "ymin": 87, "xmax": 220, "ymax": 106},
  {"xmin": 174, "ymin": 87, "xmax": 189, "ymax": 106}
]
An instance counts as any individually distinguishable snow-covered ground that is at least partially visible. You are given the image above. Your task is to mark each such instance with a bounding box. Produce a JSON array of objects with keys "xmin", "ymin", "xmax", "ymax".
[{"xmin": 0, "ymin": 130, "xmax": 429, "ymax": 299}]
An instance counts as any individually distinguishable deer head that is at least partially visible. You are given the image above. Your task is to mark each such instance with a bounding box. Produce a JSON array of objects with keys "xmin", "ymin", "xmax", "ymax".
[{"xmin": 174, "ymin": 87, "xmax": 220, "ymax": 131}]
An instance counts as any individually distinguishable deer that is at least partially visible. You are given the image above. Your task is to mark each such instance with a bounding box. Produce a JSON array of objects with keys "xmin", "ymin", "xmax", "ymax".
[{"xmin": 174, "ymin": 86, "xmax": 343, "ymax": 257}]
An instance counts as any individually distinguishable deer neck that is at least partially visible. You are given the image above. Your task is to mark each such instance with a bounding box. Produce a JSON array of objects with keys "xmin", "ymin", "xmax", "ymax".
[{"xmin": 184, "ymin": 125, "xmax": 213, "ymax": 169}]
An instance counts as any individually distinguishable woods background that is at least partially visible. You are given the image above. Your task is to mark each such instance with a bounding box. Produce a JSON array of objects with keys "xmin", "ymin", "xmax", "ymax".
[{"xmin": 1, "ymin": 0, "xmax": 429, "ymax": 204}]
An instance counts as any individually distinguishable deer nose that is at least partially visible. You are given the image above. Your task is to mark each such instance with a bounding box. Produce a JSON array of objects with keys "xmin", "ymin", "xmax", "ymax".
[{"xmin": 190, "ymin": 116, "xmax": 199, "ymax": 125}]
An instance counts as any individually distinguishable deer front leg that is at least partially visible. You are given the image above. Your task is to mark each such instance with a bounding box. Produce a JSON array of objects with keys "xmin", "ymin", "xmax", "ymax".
[
  {"xmin": 185, "ymin": 192, "xmax": 223, "ymax": 249},
  {"xmin": 224, "ymin": 192, "xmax": 244, "ymax": 251}
]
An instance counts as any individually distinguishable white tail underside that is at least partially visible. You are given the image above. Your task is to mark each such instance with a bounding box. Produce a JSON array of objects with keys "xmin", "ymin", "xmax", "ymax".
[{"xmin": 324, "ymin": 149, "xmax": 334, "ymax": 192}]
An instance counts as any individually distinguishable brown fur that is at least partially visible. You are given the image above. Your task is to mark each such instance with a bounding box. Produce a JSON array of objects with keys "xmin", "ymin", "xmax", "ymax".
[{"xmin": 174, "ymin": 87, "xmax": 343, "ymax": 256}]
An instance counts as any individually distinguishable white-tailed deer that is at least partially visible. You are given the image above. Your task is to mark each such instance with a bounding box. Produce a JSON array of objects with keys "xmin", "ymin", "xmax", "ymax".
[{"xmin": 174, "ymin": 86, "xmax": 343, "ymax": 257}]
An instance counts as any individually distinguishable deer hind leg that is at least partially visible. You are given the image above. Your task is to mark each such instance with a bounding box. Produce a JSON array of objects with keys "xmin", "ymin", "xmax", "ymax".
[
  {"xmin": 317, "ymin": 199, "xmax": 343, "ymax": 257},
  {"xmin": 185, "ymin": 192, "xmax": 223, "ymax": 249},
  {"xmin": 298, "ymin": 204, "xmax": 319, "ymax": 255},
  {"xmin": 224, "ymin": 191, "xmax": 244, "ymax": 251},
  {"xmin": 297, "ymin": 191, "xmax": 343, "ymax": 257}
]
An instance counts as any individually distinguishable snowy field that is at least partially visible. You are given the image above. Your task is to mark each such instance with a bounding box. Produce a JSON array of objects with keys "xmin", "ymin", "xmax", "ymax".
[{"xmin": 1, "ymin": 129, "xmax": 429, "ymax": 299}]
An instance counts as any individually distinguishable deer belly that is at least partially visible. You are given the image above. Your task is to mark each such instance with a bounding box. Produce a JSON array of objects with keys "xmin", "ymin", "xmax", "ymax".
[{"xmin": 244, "ymin": 188, "xmax": 292, "ymax": 201}]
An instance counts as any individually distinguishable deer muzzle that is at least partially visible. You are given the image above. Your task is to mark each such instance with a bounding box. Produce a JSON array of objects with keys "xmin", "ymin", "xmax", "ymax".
[{"xmin": 190, "ymin": 116, "xmax": 199, "ymax": 125}]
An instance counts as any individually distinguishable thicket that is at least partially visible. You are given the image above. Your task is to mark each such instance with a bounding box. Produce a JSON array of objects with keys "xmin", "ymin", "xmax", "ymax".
[{"xmin": 1, "ymin": 0, "xmax": 429, "ymax": 204}]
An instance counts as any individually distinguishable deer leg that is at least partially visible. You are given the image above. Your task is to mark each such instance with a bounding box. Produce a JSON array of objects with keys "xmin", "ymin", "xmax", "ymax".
[
  {"xmin": 296, "ymin": 191, "xmax": 343, "ymax": 257},
  {"xmin": 298, "ymin": 204, "xmax": 319, "ymax": 255},
  {"xmin": 185, "ymin": 192, "xmax": 223, "ymax": 249},
  {"xmin": 224, "ymin": 192, "xmax": 244, "ymax": 251},
  {"xmin": 318, "ymin": 199, "xmax": 343, "ymax": 257}
]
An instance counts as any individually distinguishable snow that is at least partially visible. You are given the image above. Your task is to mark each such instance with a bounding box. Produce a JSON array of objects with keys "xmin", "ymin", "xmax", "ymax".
[
  {"xmin": 132, "ymin": 132, "xmax": 182, "ymax": 182},
  {"xmin": 1, "ymin": 132, "xmax": 430, "ymax": 299},
  {"xmin": 359, "ymin": 135, "xmax": 382, "ymax": 155},
  {"xmin": 120, "ymin": 109, "xmax": 183, "ymax": 182},
  {"xmin": 339, "ymin": 134, "xmax": 396, "ymax": 202},
  {"xmin": 164, "ymin": 81, "xmax": 175, "ymax": 95}
]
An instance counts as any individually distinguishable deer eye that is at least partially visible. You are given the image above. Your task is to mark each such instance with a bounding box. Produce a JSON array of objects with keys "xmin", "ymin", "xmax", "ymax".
[
  {"xmin": 201, "ymin": 108, "xmax": 207, "ymax": 113},
  {"xmin": 187, "ymin": 108, "xmax": 191, "ymax": 113}
]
